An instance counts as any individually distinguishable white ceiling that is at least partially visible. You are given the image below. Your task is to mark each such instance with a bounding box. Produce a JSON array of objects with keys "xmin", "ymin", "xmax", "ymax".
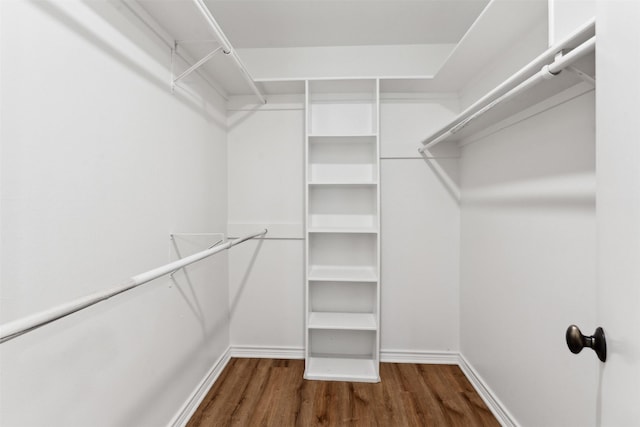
[{"xmin": 204, "ymin": 0, "xmax": 490, "ymax": 48}]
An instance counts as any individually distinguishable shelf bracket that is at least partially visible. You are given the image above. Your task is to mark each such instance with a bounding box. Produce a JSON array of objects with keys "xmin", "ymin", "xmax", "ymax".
[
  {"xmin": 171, "ymin": 42, "xmax": 223, "ymax": 93},
  {"xmin": 565, "ymin": 65, "xmax": 596, "ymax": 86},
  {"xmin": 554, "ymin": 48, "xmax": 595, "ymax": 86}
]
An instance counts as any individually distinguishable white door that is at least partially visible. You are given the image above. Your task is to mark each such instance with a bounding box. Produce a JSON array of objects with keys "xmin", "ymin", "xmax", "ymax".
[{"xmin": 595, "ymin": 1, "xmax": 640, "ymax": 425}]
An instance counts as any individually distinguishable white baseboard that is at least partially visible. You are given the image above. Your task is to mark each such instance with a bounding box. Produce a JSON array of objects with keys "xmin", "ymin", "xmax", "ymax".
[
  {"xmin": 227, "ymin": 347, "xmax": 459, "ymax": 364},
  {"xmin": 230, "ymin": 345, "xmax": 305, "ymax": 359},
  {"xmin": 457, "ymin": 354, "xmax": 519, "ymax": 427},
  {"xmin": 170, "ymin": 347, "xmax": 232, "ymax": 427},
  {"xmin": 381, "ymin": 349, "xmax": 459, "ymax": 364}
]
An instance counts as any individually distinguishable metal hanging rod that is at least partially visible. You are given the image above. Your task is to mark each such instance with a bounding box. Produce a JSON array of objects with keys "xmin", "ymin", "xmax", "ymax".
[
  {"xmin": 191, "ymin": 0, "xmax": 267, "ymax": 104},
  {"xmin": 420, "ymin": 36, "xmax": 596, "ymax": 152},
  {"xmin": 0, "ymin": 229, "xmax": 268, "ymax": 344},
  {"xmin": 419, "ymin": 19, "xmax": 595, "ymax": 153}
]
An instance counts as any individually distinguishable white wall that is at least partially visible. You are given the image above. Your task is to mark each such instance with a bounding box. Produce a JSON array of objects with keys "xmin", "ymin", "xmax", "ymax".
[
  {"xmin": 380, "ymin": 96, "xmax": 461, "ymax": 355},
  {"xmin": 549, "ymin": 0, "xmax": 595, "ymax": 45},
  {"xmin": 459, "ymin": 92, "xmax": 596, "ymax": 427},
  {"xmin": 0, "ymin": 1, "xmax": 228, "ymax": 425},
  {"xmin": 226, "ymin": 96, "xmax": 305, "ymax": 353},
  {"xmin": 226, "ymin": 93, "xmax": 463, "ymax": 358},
  {"xmin": 228, "ymin": 238, "xmax": 304, "ymax": 353}
]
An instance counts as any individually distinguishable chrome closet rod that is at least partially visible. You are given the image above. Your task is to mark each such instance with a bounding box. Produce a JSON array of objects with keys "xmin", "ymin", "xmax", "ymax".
[{"xmin": 0, "ymin": 229, "xmax": 268, "ymax": 344}]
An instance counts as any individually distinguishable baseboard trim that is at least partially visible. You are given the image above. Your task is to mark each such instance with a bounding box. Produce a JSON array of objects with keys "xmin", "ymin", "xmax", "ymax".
[
  {"xmin": 381, "ymin": 349, "xmax": 459, "ymax": 364},
  {"xmin": 457, "ymin": 354, "xmax": 519, "ymax": 427},
  {"xmin": 227, "ymin": 347, "xmax": 460, "ymax": 364},
  {"xmin": 230, "ymin": 345, "xmax": 305, "ymax": 359},
  {"xmin": 170, "ymin": 347, "xmax": 232, "ymax": 427}
]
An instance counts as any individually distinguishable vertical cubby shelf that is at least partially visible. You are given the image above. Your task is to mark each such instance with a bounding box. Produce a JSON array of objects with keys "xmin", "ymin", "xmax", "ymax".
[{"xmin": 304, "ymin": 79, "xmax": 380, "ymax": 383}]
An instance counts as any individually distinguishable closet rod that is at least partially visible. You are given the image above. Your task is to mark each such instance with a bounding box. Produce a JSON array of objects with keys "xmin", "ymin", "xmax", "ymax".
[
  {"xmin": 419, "ymin": 19, "xmax": 595, "ymax": 153},
  {"xmin": 0, "ymin": 229, "xmax": 268, "ymax": 344},
  {"xmin": 419, "ymin": 36, "xmax": 595, "ymax": 153},
  {"xmin": 191, "ymin": 0, "xmax": 267, "ymax": 104}
]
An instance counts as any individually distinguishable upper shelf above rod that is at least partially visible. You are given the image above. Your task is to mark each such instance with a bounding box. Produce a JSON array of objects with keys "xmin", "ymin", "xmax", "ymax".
[
  {"xmin": 190, "ymin": 0, "xmax": 266, "ymax": 104},
  {"xmin": 123, "ymin": 0, "xmax": 267, "ymax": 103},
  {"xmin": 418, "ymin": 19, "xmax": 595, "ymax": 153}
]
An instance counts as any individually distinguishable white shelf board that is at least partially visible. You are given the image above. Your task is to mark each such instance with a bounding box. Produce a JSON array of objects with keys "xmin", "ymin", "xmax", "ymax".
[
  {"xmin": 308, "ymin": 180, "xmax": 377, "ymax": 186},
  {"xmin": 307, "ymin": 178, "xmax": 378, "ymax": 186},
  {"xmin": 308, "ymin": 134, "xmax": 377, "ymax": 141},
  {"xmin": 309, "ymin": 312, "xmax": 377, "ymax": 330},
  {"xmin": 308, "ymin": 227, "xmax": 378, "ymax": 234},
  {"xmin": 308, "ymin": 266, "xmax": 378, "ymax": 282},
  {"xmin": 308, "ymin": 171, "xmax": 378, "ymax": 185},
  {"xmin": 308, "ymin": 133, "xmax": 377, "ymax": 138},
  {"xmin": 305, "ymin": 356, "xmax": 379, "ymax": 382}
]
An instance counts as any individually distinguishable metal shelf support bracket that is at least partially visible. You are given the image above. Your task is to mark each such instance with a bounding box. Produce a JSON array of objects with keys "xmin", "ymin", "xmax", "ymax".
[{"xmin": 171, "ymin": 42, "xmax": 223, "ymax": 93}]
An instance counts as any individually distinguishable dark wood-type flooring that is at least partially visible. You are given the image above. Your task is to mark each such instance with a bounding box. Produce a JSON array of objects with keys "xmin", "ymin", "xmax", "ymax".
[{"xmin": 187, "ymin": 358, "xmax": 499, "ymax": 427}]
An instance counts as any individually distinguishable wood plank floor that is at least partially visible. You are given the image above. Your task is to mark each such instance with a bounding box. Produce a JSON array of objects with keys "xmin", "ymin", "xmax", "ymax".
[{"xmin": 187, "ymin": 358, "xmax": 499, "ymax": 427}]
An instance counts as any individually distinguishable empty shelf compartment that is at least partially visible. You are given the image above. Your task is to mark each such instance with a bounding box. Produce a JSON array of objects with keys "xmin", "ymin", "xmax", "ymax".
[
  {"xmin": 308, "ymin": 80, "xmax": 378, "ymax": 136},
  {"xmin": 308, "ymin": 136, "xmax": 377, "ymax": 183},
  {"xmin": 308, "ymin": 266, "xmax": 377, "ymax": 282},
  {"xmin": 309, "ymin": 185, "xmax": 377, "ymax": 229},
  {"xmin": 310, "ymin": 281, "xmax": 376, "ymax": 313}
]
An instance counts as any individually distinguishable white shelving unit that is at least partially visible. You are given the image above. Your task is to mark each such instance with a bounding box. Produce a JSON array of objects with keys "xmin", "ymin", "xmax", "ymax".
[{"xmin": 304, "ymin": 79, "xmax": 381, "ymax": 383}]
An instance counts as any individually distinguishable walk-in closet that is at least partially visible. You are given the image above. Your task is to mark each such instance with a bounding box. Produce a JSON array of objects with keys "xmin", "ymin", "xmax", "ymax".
[{"xmin": 1, "ymin": 0, "xmax": 639, "ymax": 426}]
